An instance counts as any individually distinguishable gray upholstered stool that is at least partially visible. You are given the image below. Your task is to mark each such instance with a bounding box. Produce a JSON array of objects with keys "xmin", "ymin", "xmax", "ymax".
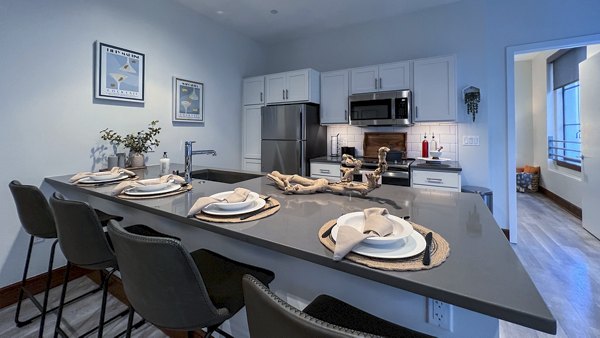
[
  {"xmin": 8, "ymin": 180, "xmax": 122, "ymax": 338},
  {"xmin": 242, "ymin": 274, "xmax": 435, "ymax": 338},
  {"xmin": 106, "ymin": 221, "xmax": 275, "ymax": 338},
  {"xmin": 49, "ymin": 193, "xmax": 169, "ymax": 338}
]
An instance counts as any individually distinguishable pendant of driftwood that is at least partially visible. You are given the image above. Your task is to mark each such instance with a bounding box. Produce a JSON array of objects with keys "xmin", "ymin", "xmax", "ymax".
[{"xmin": 267, "ymin": 147, "xmax": 390, "ymax": 196}]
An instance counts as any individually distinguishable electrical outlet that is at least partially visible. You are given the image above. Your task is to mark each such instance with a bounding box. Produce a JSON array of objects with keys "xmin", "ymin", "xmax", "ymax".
[
  {"xmin": 427, "ymin": 298, "xmax": 453, "ymax": 331},
  {"xmin": 462, "ymin": 136, "xmax": 480, "ymax": 146}
]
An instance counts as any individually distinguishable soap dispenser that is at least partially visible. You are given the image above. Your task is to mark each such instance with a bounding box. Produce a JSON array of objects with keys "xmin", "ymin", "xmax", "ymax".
[{"xmin": 160, "ymin": 152, "xmax": 170, "ymax": 176}]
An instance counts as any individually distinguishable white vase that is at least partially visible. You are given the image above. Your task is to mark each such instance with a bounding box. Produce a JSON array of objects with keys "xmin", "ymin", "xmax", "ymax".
[{"xmin": 129, "ymin": 152, "xmax": 145, "ymax": 168}]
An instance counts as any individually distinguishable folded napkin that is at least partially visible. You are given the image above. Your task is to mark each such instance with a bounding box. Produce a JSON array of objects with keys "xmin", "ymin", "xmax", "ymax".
[
  {"xmin": 333, "ymin": 208, "xmax": 394, "ymax": 261},
  {"xmin": 186, "ymin": 188, "xmax": 251, "ymax": 217},
  {"xmin": 111, "ymin": 174, "xmax": 186, "ymax": 196},
  {"xmin": 69, "ymin": 167, "xmax": 135, "ymax": 183}
]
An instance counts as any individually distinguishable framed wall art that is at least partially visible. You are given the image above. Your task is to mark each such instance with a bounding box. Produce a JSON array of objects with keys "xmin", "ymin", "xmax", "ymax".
[
  {"xmin": 173, "ymin": 77, "xmax": 204, "ymax": 123},
  {"xmin": 95, "ymin": 41, "xmax": 145, "ymax": 103}
]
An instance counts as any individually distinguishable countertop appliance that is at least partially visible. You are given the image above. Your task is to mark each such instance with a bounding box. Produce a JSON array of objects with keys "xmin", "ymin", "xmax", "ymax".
[
  {"xmin": 352, "ymin": 157, "xmax": 414, "ymax": 187},
  {"xmin": 261, "ymin": 103, "xmax": 326, "ymax": 176},
  {"xmin": 349, "ymin": 90, "xmax": 412, "ymax": 126}
]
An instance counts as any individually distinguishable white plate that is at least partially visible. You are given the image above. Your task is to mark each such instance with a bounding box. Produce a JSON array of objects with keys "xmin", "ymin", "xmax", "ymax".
[
  {"xmin": 417, "ymin": 157, "xmax": 452, "ymax": 163},
  {"xmin": 202, "ymin": 198, "xmax": 266, "ymax": 216},
  {"xmin": 77, "ymin": 173, "xmax": 130, "ymax": 184},
  {"xmin": 337, "ymin": 230, "xmax": 427, "ymax": 259},
  {"xmin": 89, "ymin": 173, "xmax": 121, "ymax": 181},
  {"xmin": 209, "ymin": 191, "xmax": 259, "ymax": 211},
  {"xmin": 124, "ymin": 183, "xmax": 182, "ymax": 196},
  {"xmin": 334, "ymin": 212, "xmax": 413, "ymax": 246},
  {"xmin": 134, "ymin": 182, "xmax": 171, "ymax": 192}
]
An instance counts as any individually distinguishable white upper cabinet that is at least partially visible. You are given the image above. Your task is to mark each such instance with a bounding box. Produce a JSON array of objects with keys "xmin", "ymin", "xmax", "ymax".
[
  {"xmin": 413, "ymin": 55, "xmax": 456, "ymax": 122},
  {"xmin": 320, "ymin": 70, "xmax": 349, "ymax": 124},
  {"xmin": 265, "ymin": 68, "xmax": 320, "ymax": 104},
  {"xmin": 350, "ymin": 61, "xmax": 410, "ymax": 94},
  {"xmin": 243, "ymin": 76, "xmax": 265, "ymax": 106}
]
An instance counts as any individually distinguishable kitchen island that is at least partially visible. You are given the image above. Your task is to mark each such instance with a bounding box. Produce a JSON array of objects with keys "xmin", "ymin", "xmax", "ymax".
[{"xmin": 45, "ymin": 165, "xmax": 555, "ymax": 337}]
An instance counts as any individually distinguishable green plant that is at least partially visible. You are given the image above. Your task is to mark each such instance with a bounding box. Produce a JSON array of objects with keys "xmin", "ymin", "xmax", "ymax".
[{"xmin": 100, "ymin": 120, "xmax": 161, "ymax": 154}]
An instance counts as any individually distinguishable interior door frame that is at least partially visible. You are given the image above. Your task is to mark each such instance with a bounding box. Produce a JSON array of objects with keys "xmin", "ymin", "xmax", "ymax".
[{"xmin": 506, "ymin": 33, "xmax": 600, "ymax": 243}]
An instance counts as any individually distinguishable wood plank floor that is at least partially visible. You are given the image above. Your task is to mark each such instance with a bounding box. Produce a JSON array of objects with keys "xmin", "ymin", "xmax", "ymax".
[
  {"xmin": 1, "ymin": 192, "xmax": 598, "ymax": 337},
  {"xmin": 499, "ymin": 192, "xmax": 600, "ymax": 338}
]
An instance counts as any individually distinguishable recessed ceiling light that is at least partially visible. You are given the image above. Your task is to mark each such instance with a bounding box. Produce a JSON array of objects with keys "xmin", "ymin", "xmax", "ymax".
[
  {"xmin": 270, "ymin": 9, "xmax": 278, "ymax": 14},
  {"xmin": 216, "ymin": 10, "xmax": 224, "ymax": 15}
]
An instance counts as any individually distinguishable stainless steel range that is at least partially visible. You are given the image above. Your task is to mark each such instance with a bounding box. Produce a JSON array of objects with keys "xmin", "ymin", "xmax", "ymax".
[{"xmin": 352, "ymin": 157, "xmax": 414, "ymax": 187}]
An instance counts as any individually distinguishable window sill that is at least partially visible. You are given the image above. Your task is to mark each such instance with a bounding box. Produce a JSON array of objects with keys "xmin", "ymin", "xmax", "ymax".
[{"xmin": 555, "ymin": 160, "xmax": 581, "ymax": 172}]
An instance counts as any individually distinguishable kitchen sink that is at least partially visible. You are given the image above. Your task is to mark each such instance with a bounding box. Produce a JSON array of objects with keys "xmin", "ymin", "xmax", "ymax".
[{"xmin": 190, "ymin": 169, "xmax": 262, "ymax": 184}]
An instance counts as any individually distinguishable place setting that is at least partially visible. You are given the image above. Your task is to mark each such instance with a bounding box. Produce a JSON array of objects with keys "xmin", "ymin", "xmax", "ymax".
[
  {"xmin": 69, "ymin": 167, "xmax": 138, "ymax": 186},
  {"xmin": 318, "ymin": 208, "xmax": 450, "ymax": 271},
  {"xmin": 110, "ymin": 174, "xmax": 192, "ymax": 199},
  {"xmin": 187, "ymin": 188, "xmax": 280, "ymax": 223}
]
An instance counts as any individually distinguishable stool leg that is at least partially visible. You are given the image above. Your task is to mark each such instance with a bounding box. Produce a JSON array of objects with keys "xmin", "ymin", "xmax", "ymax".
[
  {"xmin": 37, "ymin": 239, "xmax": 58, "ymax": 337},
  {"xmin": 14, "ymin": 235, "xmax": 35, "ymax": 327},
  {"xmin": 125, "ymin": 307, "xmax": 134, "ymax": 338},
  {"xmin": 97, "ymin": 269, "xmax": 116, "ymax": 337},
  {"xmin": 54, "ymin": 262, "xmax": 71, "ymax": 338}
]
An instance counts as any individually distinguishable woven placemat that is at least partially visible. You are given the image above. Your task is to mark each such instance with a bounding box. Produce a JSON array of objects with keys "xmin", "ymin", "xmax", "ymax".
[
  {"xmin": 76, "ymin": 176, "xmax": 139, "ymax": 187},
  {"xmin": 116, "ymin": 184, "xmax": 192, "ymax": 200},
  {"xmin": 194, "ymin": 198, "xmax": 280, "ymax": 223},
  {"xmin": 318, "ymin": 220, "xmax": 450, "ymax": 271}
]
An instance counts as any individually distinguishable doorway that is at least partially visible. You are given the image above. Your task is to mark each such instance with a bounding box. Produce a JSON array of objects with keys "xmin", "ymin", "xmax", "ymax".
[{"xmin": 506, "ymin": 34, "xmax": 600, "ymax": 243}]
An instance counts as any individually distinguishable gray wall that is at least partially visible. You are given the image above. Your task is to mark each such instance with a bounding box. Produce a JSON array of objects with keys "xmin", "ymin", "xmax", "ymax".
[
  {"xmin": 0, "ymin": 0, "xmax": 266, "ymax": 287},
  {"xmin": 263, "ymin": 0, "xmax": 600, "ymax": 229}
]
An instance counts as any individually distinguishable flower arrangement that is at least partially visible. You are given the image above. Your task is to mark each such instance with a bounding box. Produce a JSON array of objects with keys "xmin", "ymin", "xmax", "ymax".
[{"xmin": 100, "ymin": 120, "xmax": 161, "ymax": 154}]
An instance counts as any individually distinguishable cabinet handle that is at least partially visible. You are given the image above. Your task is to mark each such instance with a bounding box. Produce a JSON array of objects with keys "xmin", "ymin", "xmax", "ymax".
[
  {"xmin": 286, "ymin": 89, "xmax": 289, "ymax": 100},
  {"xmin": 415, "ymin": 106, "xmax": 419, "ymax": 119},
  {"xmin": 426, "ymin": 178, "xmax": 443, "ymax": 183},
  {"xmin": 374, "ymin": 78, "xmax": 378, "ymax": 89},
  {"xmin": 379, "ymin": 78, "xmax": 382, "ymax": 89},
  {"xmin": 345, "ymin": 109, "xmax": 348, "ymax": 121},
  {"xmin": 260, "ymin": 92, "xmax": 263, "ymax": 102},
  {"xmin": 320, "ymin": 169, "xmax": 331, "ymax": 174},
  {"xmin": 282, "ymin": 89, "xmax": 285, "ymax": 100}
]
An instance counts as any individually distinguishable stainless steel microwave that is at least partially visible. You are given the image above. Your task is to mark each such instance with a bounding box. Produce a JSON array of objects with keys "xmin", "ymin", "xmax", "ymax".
[{"xmin": 349, "ymin": 90, "xmax": 412, "ymax": 126}]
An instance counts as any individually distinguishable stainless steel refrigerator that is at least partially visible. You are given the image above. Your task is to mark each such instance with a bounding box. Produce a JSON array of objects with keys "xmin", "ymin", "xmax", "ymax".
[{"xmin": 261, "ymin": 104, "xmax": 326, "ymax": 176}]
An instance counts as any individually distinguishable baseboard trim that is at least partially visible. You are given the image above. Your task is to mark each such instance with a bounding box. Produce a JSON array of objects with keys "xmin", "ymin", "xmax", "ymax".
[
  {"xmin": 0, "ymin": 265, "xmax": 91, "ymax": 309},
  {"xmin": 538, "ymin": 186, "xmax": 582, "ymax": 220}
]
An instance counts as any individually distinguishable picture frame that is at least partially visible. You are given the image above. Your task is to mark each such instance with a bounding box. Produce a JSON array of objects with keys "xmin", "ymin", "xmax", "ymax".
[
  {"xmin": 95, "ymin": 41, "xmax": 145, "ymax": 103},
  {"xmin": 173, "ymin": 77, "xmax": 204, "ymax": 123}
]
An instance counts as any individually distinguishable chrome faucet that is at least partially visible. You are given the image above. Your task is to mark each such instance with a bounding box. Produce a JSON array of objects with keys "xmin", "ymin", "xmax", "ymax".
[{"xmin": 184, "ymin": 141, "xmax": 217, "ymax": 183}]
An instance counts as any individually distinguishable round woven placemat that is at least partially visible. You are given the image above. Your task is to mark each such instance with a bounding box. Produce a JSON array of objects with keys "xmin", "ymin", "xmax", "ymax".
[
  {"xmin": 318, "ymin": 220, "xmax": 450, "ymax": 271},
  {"xmin": 116, "ymin": 184, "xmax": 192, "ymax": 200},
  {"xmin": 194, "ymin": 198, "xmax": 280, "ymax": 223}
]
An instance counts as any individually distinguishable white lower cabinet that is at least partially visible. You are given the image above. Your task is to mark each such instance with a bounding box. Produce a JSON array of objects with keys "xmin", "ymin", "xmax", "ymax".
[
  {"xmin": 243, "ymin": 158, "xmax": 262, "ymax": 173},
  {"xmin": 411, "ymin": 170, "xmax": 461, "ymax": 192},
  {"xmin": 310, "ymin": 162, "xmax": 340, "ymax": 182}
]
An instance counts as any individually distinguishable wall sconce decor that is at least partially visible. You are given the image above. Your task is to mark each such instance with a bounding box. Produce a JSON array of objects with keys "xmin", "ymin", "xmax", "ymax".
[{"xmin": 463, "ymin": 86, "xmax": 480, "ymax": 122}]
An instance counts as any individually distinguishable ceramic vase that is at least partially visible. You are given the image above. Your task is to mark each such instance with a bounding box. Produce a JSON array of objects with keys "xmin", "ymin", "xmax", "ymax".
[{"xmin": 129, "ymin": 152, "xmax": 145, "ymax": 168}]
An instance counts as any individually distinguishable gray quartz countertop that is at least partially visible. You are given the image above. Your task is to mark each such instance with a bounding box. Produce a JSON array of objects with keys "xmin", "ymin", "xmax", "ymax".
[
  {"xmin": 310, "ymin": 156, "xmax": 343, "ymax": 164},
  {"xmin": 411, "ymin": 159, "xmax": 462, "ymax": 172},
  {"xmin": 45, "ymin": 164, "xmax": 555, "ymax": 334}
]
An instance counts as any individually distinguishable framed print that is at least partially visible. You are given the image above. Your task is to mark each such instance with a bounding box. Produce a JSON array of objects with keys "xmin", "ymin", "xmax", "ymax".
[
  {"xmin": 95, "ymin": 41, "xmax": 145, "ymax": 102},
  {"xmin": 173, "ymin": 77, "xmax": 204, "ymax": 123}
]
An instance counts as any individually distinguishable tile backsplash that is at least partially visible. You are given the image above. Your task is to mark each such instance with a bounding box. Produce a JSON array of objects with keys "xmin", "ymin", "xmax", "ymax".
[{"xmin": 327, "ymin": 123, "xmax": 458, "ymax": 160}]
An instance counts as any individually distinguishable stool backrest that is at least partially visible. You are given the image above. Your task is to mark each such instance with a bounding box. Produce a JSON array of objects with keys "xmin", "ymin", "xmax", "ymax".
[
  {"xmin": 8, "ymin": 180, "xmax": 56, "ymax": 238},
  {"xmin": 49, "ymin": 193, "xmax": 116, "ymax": 270},
  {"xmin": 242, "ymin": 275, "xmax": 376, "ymax": 338},
  {"xmin": 106, "ymin": 221, "xmax": 228, "ymax": 331}
]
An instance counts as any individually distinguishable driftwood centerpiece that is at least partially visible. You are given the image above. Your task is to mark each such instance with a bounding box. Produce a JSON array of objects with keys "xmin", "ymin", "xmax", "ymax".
[{"xmin": 267, "ymin": 147, "xmax": 390, "ymax": 196}]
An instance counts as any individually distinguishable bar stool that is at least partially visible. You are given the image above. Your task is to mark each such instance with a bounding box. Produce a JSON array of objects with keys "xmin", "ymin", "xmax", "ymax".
[
  {"xmin": 242, "ymin": 274, "xmax": 434, "ymax": 338},
  {"xmin": 49, "ymin": 193, "xmax": 169, "ymax": 338},
  {"xmin": 106, "ymin": 221, "xmax": 276, "ymax": 338},
  {"xmin": 8, "ymin": 180, "xmax": 123, "ymax": 338}
]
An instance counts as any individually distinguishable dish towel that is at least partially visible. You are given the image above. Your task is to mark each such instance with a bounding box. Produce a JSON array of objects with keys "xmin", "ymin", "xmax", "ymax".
[
  {"xmin": 69, "ymin": 167, "xmax": 135, "ymax": 183},
  {"xmin": 187, "ymin": 188, "xmax": 251, "ymax": 217},
  {"xmin": 111, "ymin": 174, "xmax": 186, "ymax": 196},
  {"xmin": 333, "ymin": 207, "xmax": 394, "ymax": 261}
]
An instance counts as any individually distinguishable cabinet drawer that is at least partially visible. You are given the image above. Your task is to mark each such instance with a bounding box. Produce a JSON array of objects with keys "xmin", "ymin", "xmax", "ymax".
[
  {"xmin": 310, "ymin": 162, "xmax": 340, "ymax": 178},
  {"xmin": 412, "ymin": 170, "xmax": 459, "ymax": 188}
]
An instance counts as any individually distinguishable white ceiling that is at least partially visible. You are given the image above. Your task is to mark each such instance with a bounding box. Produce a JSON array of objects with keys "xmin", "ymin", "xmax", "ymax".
[{"xmin": 174, "ymin": 0, "xmax": 461, "ymax": 45}]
